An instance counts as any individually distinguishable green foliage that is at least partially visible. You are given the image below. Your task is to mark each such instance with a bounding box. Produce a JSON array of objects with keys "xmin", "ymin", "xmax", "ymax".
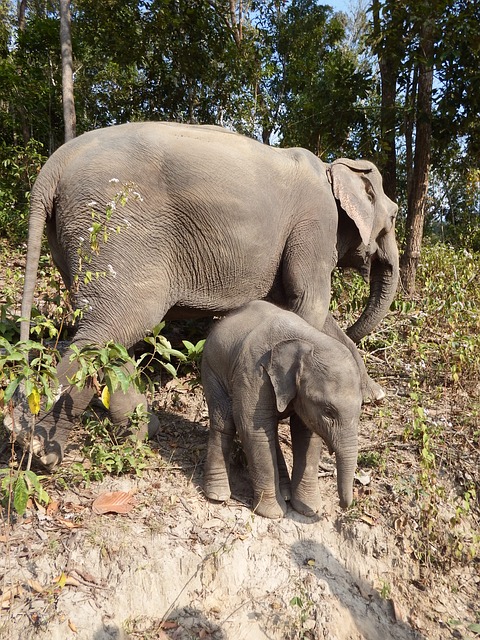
[
  {"xmin": 0, "ymin": 467, "xmax": 50, "ymax": 516},
  {"xmin": 65, "ymin": 405, "xmax": 155, "ymax": 484},
  {"xmin": 0, "ymin": 336, "xmax": 59, "ymax": 412},
  {"xmin": 334, "ymin": 241, "xmax": 479, "ymax": 572},
  {"xmin": 0, "ymin": 140, "xmax": 45, "ymax": 241},
  {"xmin": 68, "ymin": 342, "xmax": 139, "ymax": 396}
]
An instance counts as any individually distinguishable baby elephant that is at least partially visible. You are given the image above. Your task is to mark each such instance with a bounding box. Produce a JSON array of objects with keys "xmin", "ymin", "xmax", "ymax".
[{"xmin": 201, "ymin": 300, "xmax": 363, "ymax": 519}]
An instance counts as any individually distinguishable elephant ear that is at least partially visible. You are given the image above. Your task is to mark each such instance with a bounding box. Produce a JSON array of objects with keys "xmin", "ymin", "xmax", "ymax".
[
  {"xmin": 330, "ymin": 158, "xmax": 376, "ymax": 247},
  {"xmin": 262, "ymin": 340, "xmax": 313, "ymax": 413}
]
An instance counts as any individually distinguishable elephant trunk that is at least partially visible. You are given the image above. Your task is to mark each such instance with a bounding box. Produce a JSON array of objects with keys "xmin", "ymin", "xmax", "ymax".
[
  {"xmin": 335, "ymin": 438, "xmax": 358, "ymax": 509},
  {"xmin": 347, "ymin": 235, "xmax": 399, "ymax": 344}
]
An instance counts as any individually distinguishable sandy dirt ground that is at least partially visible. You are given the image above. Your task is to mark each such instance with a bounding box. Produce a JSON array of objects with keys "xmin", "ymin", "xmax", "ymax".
[{"xmin": 1, "ymin": 376, "xmax": 478, "ymax": 640}]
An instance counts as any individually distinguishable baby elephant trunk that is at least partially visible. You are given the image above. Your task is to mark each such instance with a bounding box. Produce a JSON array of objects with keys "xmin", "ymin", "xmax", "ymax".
[{"xmin": 334, "ymin": 434, "xmax": 359, "ymax": 509}]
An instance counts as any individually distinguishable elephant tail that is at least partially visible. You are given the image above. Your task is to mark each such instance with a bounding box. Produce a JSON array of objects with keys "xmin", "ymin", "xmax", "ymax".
[{"xmin": 20, "ymin": 150, "xmax": 67, "ymax": 342}]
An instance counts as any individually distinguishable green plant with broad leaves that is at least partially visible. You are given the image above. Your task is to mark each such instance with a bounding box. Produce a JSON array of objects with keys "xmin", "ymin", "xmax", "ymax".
[{"xmin": 0, "ymin": 467, "xmax": 50, "ymax": 516}]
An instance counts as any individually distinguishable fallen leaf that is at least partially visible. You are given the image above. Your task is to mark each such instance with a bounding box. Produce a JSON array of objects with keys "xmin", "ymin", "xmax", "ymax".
[
  {"xmin": 34, "ymin": 499, "xmax": 47, "ymax": 515},
  {"xmin": 1, "ymin": 585, "xmax": 23, "ymax": 607},
  {"xmin": 392, "ymin": 598, "xmax": 406, "ymax": 623},
  {"xmin": 360, "ymin": 513, "xmax": 376, "ymax": 526},
  {"xmin": 68, "ymin": 619, "xmax": 78, "ymax": 633},
  {"xmin": 55, "ymin": 517, "xmax": 82, "ymax": 529},
  {"xmin": 164, "ymin": 379, "xmax": 190, "ymax": 393},
  {"xmin": 355, "ymin": 471, "xmax": 371, "ymax": 486},
  {"xmin": 161, "ymin": 621, "xmax": 179, "ymax": 630},
  {"xmin": 92, "ymin": 491, "xmax": 136, "ymax": 515},
  {"xmin": 54, "ymin": 573, "xmax": 81, "ymax": 588},
  {"xmin": 63, "ymin": 501, "xmax": 85, "ymax": 513},
  {"xmin": 46, "ymin": 500, "xmax": 60, "ymax": 516},
  {"xmin": 27, "ymin": 579, "xmax": 45, "ymax": 594}
]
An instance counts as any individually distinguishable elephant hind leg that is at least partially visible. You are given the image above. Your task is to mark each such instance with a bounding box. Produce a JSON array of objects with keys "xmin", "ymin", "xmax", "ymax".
[
  {"xmin": 107, "ymin": 361, "xmax": 159, "ymax": 441},
  {"xmin": 203, "ymin": 376, "xmax": 236, "ymax": 502},
  {"xmin": 5, "ymin": 345, "xmax": 96, "ymax": 470}
]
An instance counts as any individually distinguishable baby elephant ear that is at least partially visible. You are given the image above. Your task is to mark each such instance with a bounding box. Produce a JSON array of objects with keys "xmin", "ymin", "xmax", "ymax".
[
  {"xmin": 330, "ymin": 158, "xmax": 376, "ymax": 247},
  {"xmin": 263, "ymin": 339, "xmax": 313, "ymax": 413}
]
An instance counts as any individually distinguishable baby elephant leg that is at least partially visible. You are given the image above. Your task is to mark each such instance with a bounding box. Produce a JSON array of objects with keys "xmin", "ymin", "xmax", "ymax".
[
  {"xmin": 235, "ymin": 409, "xmax": 288, "ymax": 519},
  {"xmin": 290, "ymin": 414, "xmax": 323, "ymax": 516},
  {"xmin": 203, "ymin": 378, "xmax": 236, "ymax": 502}
]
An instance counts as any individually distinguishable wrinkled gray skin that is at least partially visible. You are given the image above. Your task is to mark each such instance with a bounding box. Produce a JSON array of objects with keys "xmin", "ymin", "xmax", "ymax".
[
  {"xmin": 8, "ymin": 122, "xmax": 398, "ymax": 469},
  {"xmin": 201, "ymin": 300, "xmax": 363, "ymax": 519}
]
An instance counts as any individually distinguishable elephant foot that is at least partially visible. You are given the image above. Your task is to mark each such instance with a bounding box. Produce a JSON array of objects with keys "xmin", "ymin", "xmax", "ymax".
[
  {"xmin": 362, "ymin": 375, "xmax": 386, "ymax": 404},
  {"xmin": 252, "ymin": 492, "xmax": 287, "ymax": 519},
  {"xmin": 113, "ymin": 410, "xmax": 160, "ymax": 441},
  {"xmin": 3, "ymin": 402, "xmax": 70, "ymax": 471},
  {"xmin": 203, "ymin": 481, "xmax": 231, "ymax": 503},
  {"xmin": 290, "ymin": 486, "xmax": 322, "ymax": 517}
]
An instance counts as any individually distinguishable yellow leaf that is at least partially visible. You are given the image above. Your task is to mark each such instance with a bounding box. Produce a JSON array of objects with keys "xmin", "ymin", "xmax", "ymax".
[
  {"xmin": 101, "ymin": 386, "xmax": 110, "ymax": 409},
  {"xmin": 28, "ymin": 388, "xmax": 41, "ymax": 415},
  {"xmin": 55, "ymin": 572, "xmax": 67, "ymax": 589}
]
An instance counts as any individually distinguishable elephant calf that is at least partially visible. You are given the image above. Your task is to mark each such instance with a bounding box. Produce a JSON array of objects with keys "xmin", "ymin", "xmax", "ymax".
[{"xmin": 201, "ymin": 300, "xmax": 363, "ymax": 519}]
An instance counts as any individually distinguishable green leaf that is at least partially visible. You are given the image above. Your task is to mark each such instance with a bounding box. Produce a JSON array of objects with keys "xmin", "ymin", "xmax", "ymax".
[
  {"xmin": 161, "ymin": 362, "xmax": 178, "ymax": 378},
  {"xmin": 13, "ymin": 475, "xmax": 29, "ymax": 516},
  {"xmin": 4, "ymin": 377, "xmax": 20, "ymax": 402},
  {"xmin": 467, "ymin": 623, "xmax": 480, "ymax": 633},
  {"xmin": 290, "ymin": 596, "xmax": 303, "ymax": 608},
  {"xmin": 151, "ymin": 321, "xmax": 166, "ymax": 338}
]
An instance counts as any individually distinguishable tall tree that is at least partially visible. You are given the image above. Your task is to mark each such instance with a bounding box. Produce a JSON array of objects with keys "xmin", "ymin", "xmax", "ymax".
[
  {"xmin": 369, "ymin": 0, "xmax": 453, "ymax": 294},
  {"xmin": 59, "ymin": 0, "xmax": 76, "ymax": 141},
  {"xmin": 370, "ymin": 0, "xmax": 406, "ymax": 201},
  {"xmin": 400, "ymin": 10, "xmax": 437, "ymax": 294}
]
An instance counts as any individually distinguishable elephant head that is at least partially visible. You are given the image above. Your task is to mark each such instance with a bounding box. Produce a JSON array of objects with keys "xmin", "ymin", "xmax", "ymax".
[
  {"xmin": 263, "ymin": 338, "xmax": 360, "ymax": 510},
  {"xmin": 330, "ymin": 158, "xmax": 399, "ymax": 344}
]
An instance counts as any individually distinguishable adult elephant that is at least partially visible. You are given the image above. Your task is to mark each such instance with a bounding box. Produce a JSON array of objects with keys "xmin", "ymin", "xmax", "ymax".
[{"xmin": 7, "ymin": 122, "xmax": 399, "ymax": 469}]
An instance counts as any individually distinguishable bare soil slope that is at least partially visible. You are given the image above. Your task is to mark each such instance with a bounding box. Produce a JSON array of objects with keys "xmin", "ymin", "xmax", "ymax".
[{"xmin": 1, "ymin": 378, "xmax": 477, "ymax": 640}]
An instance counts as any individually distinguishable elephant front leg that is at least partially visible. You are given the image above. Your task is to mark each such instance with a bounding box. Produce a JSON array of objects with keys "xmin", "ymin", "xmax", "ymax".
[
  {"xmin": 290, "ymin": 414, "xmax": 323, "ymax": 516},
  {"xmin": 236, "ymin": 409, "xmax": 287, "ymax": 519}
]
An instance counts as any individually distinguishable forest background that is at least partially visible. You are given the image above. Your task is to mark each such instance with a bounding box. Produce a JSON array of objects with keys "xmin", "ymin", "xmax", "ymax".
[
  {"xmin": 0, "ymin": 0, "xmax": 479, "ymax": 277},
  {"xmin": 0, "ymin": 0, "xmax": 479, "ymax": 613}
]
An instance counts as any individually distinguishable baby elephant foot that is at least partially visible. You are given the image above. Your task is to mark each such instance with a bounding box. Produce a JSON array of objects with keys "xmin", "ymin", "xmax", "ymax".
[
  {"xmin": 252, "ymin": 492, "xmax": 288, "ymax": 519},
  {"xmin": 203, "ymin": 478, "xmax": 231, "ymax": 503},
  {"xmin": 290, "ymin": 484, "xmax": 322, "ymax": 517},
  {"xmin": 362, "ymin": 375, "xmax": 386, "ymax": 404}
]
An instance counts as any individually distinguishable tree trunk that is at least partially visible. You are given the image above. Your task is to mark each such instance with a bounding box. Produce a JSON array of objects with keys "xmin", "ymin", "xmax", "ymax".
[
  {"xmin": 17, "ymin": 0, "xmax": 30, "ymax": 143},
  {"xmin": 371, "ymin": 0, "xmax": 402, "ymax": 202},
  {"xmin": 17, "ymin": 0, "xmax": 27, "ymax": 32},
  {"xmin": 60, "ymin": 0, "xmax": 76, "ymax": 142},
  {"xmin": 379, "ymin": 59, "xmax": 398, "ymax": 202},
  {"xmin": 400, "ymin": 20, "xmax": 434, "ymax": 295}
]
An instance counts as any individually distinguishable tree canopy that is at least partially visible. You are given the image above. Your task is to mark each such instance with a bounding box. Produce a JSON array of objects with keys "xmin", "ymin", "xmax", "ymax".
[{"xmin": 0, "ymin": 0, "xmax": 479, "ymax": 267}]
